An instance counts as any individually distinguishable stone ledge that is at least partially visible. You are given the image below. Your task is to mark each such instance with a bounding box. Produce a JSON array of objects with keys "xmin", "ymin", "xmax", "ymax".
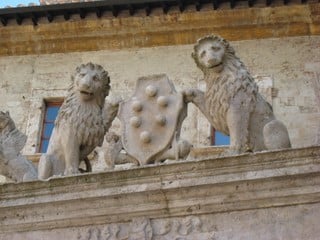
[
  {"xmin": 0, "ymin": 146, "xmax": 320, "ymax": 234},
  {"xmin": 24, "ymin": 146, "xmax": 227, "ymax": 164}
]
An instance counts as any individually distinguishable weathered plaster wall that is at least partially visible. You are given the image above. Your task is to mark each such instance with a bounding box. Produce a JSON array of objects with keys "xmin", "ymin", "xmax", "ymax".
[{"xmin": 0, "ymin": 35, "xmax": 319, "ymax": 155}]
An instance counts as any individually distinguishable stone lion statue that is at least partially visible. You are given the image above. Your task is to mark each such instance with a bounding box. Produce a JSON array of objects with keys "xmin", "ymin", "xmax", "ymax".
[
  {"xmin": 184, "ymin": 35, "xmax": 291, "ymax": 154},
  {"xmin": 0, "ymin": 111, "xmax": 38, "ymax": 182},
  {"xmin": 38, "ymin": 63, "xmax": 119, "ymax": 179}
]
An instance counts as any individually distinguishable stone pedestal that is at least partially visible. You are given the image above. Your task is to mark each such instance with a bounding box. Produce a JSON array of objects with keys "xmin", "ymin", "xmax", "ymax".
[{"xmin": 1, "ymin": 146, "xmax": 320, "ymax": 239}]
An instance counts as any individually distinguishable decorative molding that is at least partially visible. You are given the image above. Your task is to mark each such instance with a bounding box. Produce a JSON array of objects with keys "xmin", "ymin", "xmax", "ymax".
[
  {"xmin": 151, "ymin": 216, "xmax": 216, "ymax": 240},
  {"xmin": 0, "ymin": 4, "xmax": 319, "ymax": 56},
  {"xmin": 77, "ymin": 216, "xmax": 216, "ymax": 240},
  {"xmin": 0, "ymin": 146, "xmax": 320, "ymax": 234}
]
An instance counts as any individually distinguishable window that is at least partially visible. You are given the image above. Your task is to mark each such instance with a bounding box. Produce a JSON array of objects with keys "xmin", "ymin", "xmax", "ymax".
[
  {"xmin": 39, "ymin": 101, "xmax": 62, "ymax": 153},
  {"xmin": 211, "ymin": 127, "xmax": 230, "ymax": 145}
]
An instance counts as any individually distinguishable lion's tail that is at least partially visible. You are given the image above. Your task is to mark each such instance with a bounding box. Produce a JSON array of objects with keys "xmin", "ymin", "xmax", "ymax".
[{"xmin": 263, "ymin": 119, "xmax": 291, "ymax": 150}]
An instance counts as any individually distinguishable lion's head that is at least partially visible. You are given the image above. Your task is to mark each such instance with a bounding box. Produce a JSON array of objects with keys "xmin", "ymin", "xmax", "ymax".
[
  {"xmin": 192, "ymin": 35, "xmax": 241, "ymax": 74},
  {"xmin": 71, "ymin": 62, "xmax": 110, "ymax": 107},
  {"xmin": 191, "ymin": 35, "xmax": 259, "ymax": 135},
  {"xmin": 55, "ymin": 63, "xmax": 110, "ymax": 129}
]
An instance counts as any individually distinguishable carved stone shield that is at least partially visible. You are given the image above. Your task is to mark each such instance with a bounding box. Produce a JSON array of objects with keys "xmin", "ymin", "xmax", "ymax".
[{"xmin": 118, "ymin": 74, "xmax": 184, "ymax": 165}]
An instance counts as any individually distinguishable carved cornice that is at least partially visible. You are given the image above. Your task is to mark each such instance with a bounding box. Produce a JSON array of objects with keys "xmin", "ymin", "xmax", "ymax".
[
  {"xmin": 0, "ymin": 3, "xmax": 319, "ymax": 56},
  {"xmin": 0, "ymin": 146, "xmax": 320, "ymax": 233}
]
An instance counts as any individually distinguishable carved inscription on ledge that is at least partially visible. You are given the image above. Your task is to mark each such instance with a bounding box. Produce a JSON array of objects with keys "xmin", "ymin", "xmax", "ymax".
[{"xmin": 77, "ymin": 216, "xmax": 216, "ymax": 240}]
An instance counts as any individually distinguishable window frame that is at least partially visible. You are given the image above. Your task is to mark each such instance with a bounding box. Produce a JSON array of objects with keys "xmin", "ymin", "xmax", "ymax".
[
  {"xmin": 211, "ymin": 127, "xmax": 230, "ymax": 146},
  {"xmin": 39, "ymin": 100, "xmax": 63, "ymax": 153}
]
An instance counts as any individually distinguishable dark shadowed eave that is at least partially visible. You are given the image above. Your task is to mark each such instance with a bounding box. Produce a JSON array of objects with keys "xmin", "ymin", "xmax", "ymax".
[{"xmin": 0, "ymin": 0, "xmax": 311, "ymax": 26}]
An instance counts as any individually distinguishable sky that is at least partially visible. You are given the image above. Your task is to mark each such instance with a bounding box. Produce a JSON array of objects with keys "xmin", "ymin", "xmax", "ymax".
[{"xmin": 0, "ymin": 0, "xmax": 39, "ymax": 8}]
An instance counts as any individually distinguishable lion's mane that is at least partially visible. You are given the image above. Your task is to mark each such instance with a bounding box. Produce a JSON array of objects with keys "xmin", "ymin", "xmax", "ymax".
[
  {"xmin": 0, "ymin": 111, "xmax": 16, "ymax": 137},
  {"xmin": 0, "ymin": 112, "xmax": 37, "ymax": 182}
]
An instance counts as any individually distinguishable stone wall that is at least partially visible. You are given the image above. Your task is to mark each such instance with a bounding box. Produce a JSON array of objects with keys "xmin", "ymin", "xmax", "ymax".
[{"xmin": 0, "ymin": 35, "xmax": 319, "ymax": 155}]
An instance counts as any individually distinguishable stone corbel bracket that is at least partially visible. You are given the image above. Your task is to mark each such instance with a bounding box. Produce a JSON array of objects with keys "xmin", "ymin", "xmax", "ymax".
[{"xmin": 0, "ymin": 146, "xmax": 320, "ymax": 234}]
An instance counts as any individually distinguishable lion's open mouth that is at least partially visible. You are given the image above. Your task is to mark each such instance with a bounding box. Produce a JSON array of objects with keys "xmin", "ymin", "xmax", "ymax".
[
  {"xmin": 212, "ymin": 62, "xmax": 223, "ymax": 68},
  {"xmin": 80, "ymin": 90, "xmax": 93, "ymax": 96}
]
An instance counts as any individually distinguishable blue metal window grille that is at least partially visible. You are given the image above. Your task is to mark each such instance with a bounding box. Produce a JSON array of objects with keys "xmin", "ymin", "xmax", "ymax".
[{"xmin": 40, "ymin": 102, "xmax": 61, "ymax": 153}]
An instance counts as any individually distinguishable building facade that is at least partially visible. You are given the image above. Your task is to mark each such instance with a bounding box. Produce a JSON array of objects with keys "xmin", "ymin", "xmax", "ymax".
[{"xmin": 1, "ymin": 1, "xmax": 320, "ymax": 239}]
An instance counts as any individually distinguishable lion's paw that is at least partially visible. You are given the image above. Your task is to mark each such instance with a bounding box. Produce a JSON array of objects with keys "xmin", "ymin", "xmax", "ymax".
[
  {"xmin": 64, "ymin": 168, "xmax": 80, "ymax": 176},
  {"xmin": 182, "ymin": 88, "xmax": 203, "ymax": 103},
  {"xmin": 106, "ymin": 95, "xmax": 123, "ymax": 107}
]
